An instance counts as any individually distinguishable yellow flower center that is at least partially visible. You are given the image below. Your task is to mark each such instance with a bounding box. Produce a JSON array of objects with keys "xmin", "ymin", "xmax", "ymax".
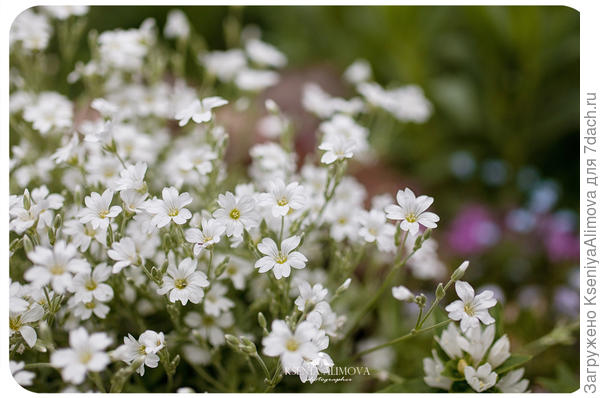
[
  {"xmin": 275, "ymin": 253, "xmax": 288, "ymax": 264},
  {"xmin": 463, "ymin": 303, "xmax": 475, "ymax": 317},
  {"xmin": 277, "ymin": 197, "xmax": 289, "ymax": 207},
  {"xmin": 168, "ymin": 208, "xmax": 179, "ymax": 217},
  {"xmin": 227, "ymin": 266, "xmax": 238, "ymax": 275},
  {"xmin": 138, "ymin": 345, "xmax": 147, "ymax": 355},
  {"xmin": 405, "ymin": 212, "xmax": 417, "ymax": 223},
  {"xmin": 229, "ymin": 208, "xmax": 240, "ymax": 220},
  {"xmin": 50, "ymin": 264, "xmax": 65, "ymax": 275},
  {"xmin": 79, "ymin": 351, "xmax": 93, "ymax": 364},
  {"xmin": 99, "ymin": 210, "xmax": 109, "ymax": 219},
  {"xmin": 85, "ymin": 280, "xmax": 97, "ymax": 291},
  {"xmin": 9, "ymin": 316, "xmax": 22, "ymax": 331},
  {"xmin": 457, "ymin": 358, "xmax": 467, "ymax": 375},
  {"xmin": 85, "ymin": 301, "xmax": 96, "ymax": 309},
  {"xmin": 174, "ymin": 278, "xmax": 188, "ymax": 289},
  {"xmin": 285, "ymin": 338, "xmax": 299, "ymax": 352},
  {"xmin": 204, "ymin": 316, "xmax": 215, "ymax": 326}
]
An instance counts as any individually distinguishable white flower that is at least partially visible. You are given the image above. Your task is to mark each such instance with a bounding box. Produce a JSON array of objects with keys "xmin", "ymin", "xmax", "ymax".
[
  {"xmin": 22, "ymin": 91, "xmax": 73, "ymax": 134},
  {"xmin": 262, "ymin": 320, "xmax": 319, "ymax": 373},
  {"xmin": 464, "ymin": 363, "xmax": 497, "ymax": 392},
  {"xmin": 202, "ymin": 49, "xmax": 247, "ymax": 82},
  {"xmin": 216, "ymin": 255, "xmax": 253, "ymax": 290},
  {"xmin": 213, "ymin": 192, "xmax": 257, "ymax": 237},
  {"xmin": 496, "ymin": 368, "xmax": 529, "ymax": 393},
  {"xmin": 157, "ymin": 258, "xmax": 209, "ymax": 305},
  {"xmin": 9, "ymin": 302, "xmax": 44, "ymax": 347},
  {"xmin": 318, "ymin": 135, "xmax": 355, "ymax": 164},
  {"xmin": 295, "ymin": 280, "xmax": 328, "ymax": 312},
  {"xmin": 68, "ymin": 296, "xmax": 110, "ymax": 320},
  {"xmin": 98, "ymin": 28, "xmax": 148, "ymax": 71},
  {"xmin": 108, "ymin": 237, "xmax": 140, "ymax": 273},
  {"xmin": 115, "ymin": 162, "xmax": 147, "ymax": 192},
  {"xmin": 434, "ymin": 322, "xmax": 463, "ymax": 359},
  {"xmin": 50, "ymin": 327, "xmax": 112, "ymax": 385},
  {"xmin": 203, "ymin": 283, "xmax": 234, "ymax": 316},
  {"xmin": 185, "ymin": 219, "xmax": 226, "ymax": 255},
  {"xmin": 344, "ymin": 59, "xmax": 372, "ymax": 84},
  {"xmin": 71, "ymin": 264, "xmax": 114, "ymax": 304},
  {"xmin": 11, "ymin": 10, "xmax": 53, "ymax": 52},
  {"xmin": 25, "ymin": 241, "xmax": 90, "ymax": 293},
  {"xmin": 175, "ymin": 97, "xmax": 228, "ymax": 126},
  {"xmin": 184, "ymin": 311, "xmax": 234, "ymax": 347},
  {"xmin": 43, "ymin": 6, "xmax": 89, "ymax": 19},
  {"xmin": 391, "ymin": 286, "xmax": 414, "ymax": 301},
  {"xmin": 259, "ymin": 180, "xmax": 307, "ymax": 217},
  {"xmin": 445, "ymin": 281, "xmax": 497, "ymax": 332},
  {"xmin": 120, "ymin": 189, "xmax": 148, "ymax": 213},
  {"xmin": 235, "ymin": 69, "xmax": 279, "ymax": 91},
  {"xmin": 423, "ymin": 350, "xmax": 453, "ymax": 390},
  {"xmin": 245, "ymin": 38, "xmax": 287, "ymax": 68},
  {"xmin": 10, "ymin": 361, "xmax": 35, "ymax": 386},
  {"xmin": 78, "ymin": 189, "xmax": 122, "ymax": 230},
  {"xmin": 358, "ymin": 209, "xmax": 396, "ymax": 252},
  {"xmin": 255, "ymin": 236, "xmax": 307, "ymax": 279},
  {"xmin": 146, "ymin": 187, "xmax": 192, "ymax": 228},
  {"xmin": 114, "ymin": 330, "xmax": 165, "ymax": 376},
  {"xmin": 164, "ymin": 9, "xmax": 190, "ymax": 39},
  {"xmin": 487, "ymin": 334, "xmax": 511, "ymax": 368},
  {"xmin": 457, "ymin": 324, "xmax": 495, "ymax": 366},
  {"xmin": 385, "ymin": 187, "xmax": 439, "ymax": 235}
]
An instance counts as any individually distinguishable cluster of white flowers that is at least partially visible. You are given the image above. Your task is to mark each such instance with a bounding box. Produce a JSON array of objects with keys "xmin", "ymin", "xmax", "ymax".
[{"xmin": 8, "ymin": 7, "xmax": 528, "ymax": 394}]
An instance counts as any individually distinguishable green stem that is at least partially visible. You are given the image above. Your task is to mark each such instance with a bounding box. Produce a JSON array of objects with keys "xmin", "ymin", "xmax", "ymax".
[
  {"xmin": 351, "ymin": 319, "xmax": 452, "ymax": 361},
  {"xmin": 90, "ymin": 372, "xmax": 106, "ymax": 393},
  {"xmin": 416, "ymin": 279, "xmax": 454, "ymax": 330}
]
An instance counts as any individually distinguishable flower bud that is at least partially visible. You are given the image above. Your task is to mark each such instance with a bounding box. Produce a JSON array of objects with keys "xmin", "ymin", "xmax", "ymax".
[
  {"xmin": 435, "ymin": 283, "xmax": 445, "ymax": 300},
  {"xmin": 336, "ymin": 278, "xmax": 352, "ymax": 295},
  {"xmin": 23, "ymin": 189, "xmax": 31, "ymax": 210},
  {"xmin": 451, "ymin": 261, "xmax": 470, "ymax": 281},
  {"xmin": 225, "ymin": 334, "xmax": 240, "ymax": 348},
  {"xmin": 265, "ymin": 98, "xmax": 279, "ymax": 114},
  {"xmin": 257, "ymin": 312, "xmax": 267, "ymax": 330},
  {"xmin": 22, "ymin": 235, "xmax": 33, "ymax": 253}
]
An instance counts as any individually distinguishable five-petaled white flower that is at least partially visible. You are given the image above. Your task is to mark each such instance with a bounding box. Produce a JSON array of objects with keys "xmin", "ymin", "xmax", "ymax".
[
  {"xmin": 255, "ymin": 236, "xmax": 307, "ymax": 279},
  {"xmin": 464, "ymin": 363, "xmax": 498, "ymax": 393},
  {"xmin": 71, "ymin": 264, "xmax": 114, "ymax": 304},
  {"xmin": 50, "ymin": 327, "xmax": 112, "ymax": 385},
  {"xmin": 175, "ymin": 96, "xmax": 228, "ymax": 126},
  {"xmin": 445, "ymin": 281, "xmax": 497, "ymax": 332},
  {"xmin": 78, "ymin": 189, "xmax": 122, "ymax": 230},
  {"xmin": 213, "ymin": 192, "xmax": 257, "ymax": 237},
  {"xmin": 259, "ymin": 179, "xmax": 307, "ymax": 217},
  {"xmin": 157, "ymin": 258, "xmax": 209, "ymax": 305},
  {"xmin": 113, "ymin": 330, "xmax": 165, "ymax": 376},
  {"xmin": 146, "ymin": 187, "xmax": 192, "ymax": 228},
  {"xmin": 385, "ymin": 187, "xmax": 439, "ymax": 235},
  {"xmin": 185, "ymin": 218, "xmax": 226, "ymax": 255},
  {"xmin": 318, "ymin": 136, "xmax": 355, "ymax": 165},
  {"xmin": 262, "ymin": 320, "xmax": 319, "ymax": 373}
]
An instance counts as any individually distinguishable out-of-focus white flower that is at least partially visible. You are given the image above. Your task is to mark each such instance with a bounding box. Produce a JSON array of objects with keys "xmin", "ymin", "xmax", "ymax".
[
  {"xmin": 464, "ymin": 363, "xmax": 497, "ymax": 392},
  {"xmin": 164, "ymin": 9, "xmax": 190, "ymax": 39},
  {"xmin": 487, "ymin": 334, "xmax": 511, "ymax": 369},
  {"xmin": 175, "ymin": 97, "xmax": 228, "ymax": 126},
  {"xmin": 496, "ymin": 368, "xmax": 529, "ymax": 393},
  {"xmin": 445, "ymin": 281, "xmax": 497, "ymax": 332},
  {"xmin": 157, "ymin": 258, "xmax": 209, "ymax": 305},
  {"xmin": 358, "ymin": 82, "xmax": 432, "ymax": 123},
  {"xmin": 358, "ymin": 209, "xmax": 396, "ymax": 252},
  {"xmin": 295, "ymin": 280, "xmax": 328, "ymax": 311},
  {"xmin": 202, "ymin": 49, "xmax": 247, "ymax": 82},
  {"xmin": 203, "ymin": 283, "xmax": 234, "ymax": 316},
  {"xmin": 385, "ymin": 187, "xmax": 439, "ymax": 236},
  {"xmin": 11, "ymin": 10, "xmax": 53, "ymax": 51},
  {"xmin": 434, "ymin": 322, "xmax": 463, "ymax": 359},
  {"xmin": 391, "ymin": 286, "xmax": 413, "ymax": 301},
  {"xmin": 343, "ymin": 59, "xmax": 372, "ymax": 84},
  {"xmin": 318, "ymin": 135, "xmax": 355, "ymax": 164},
  {"xmin": 302, "ymin": 83, "xmax": 364, "ymax": 119},
  {"xmin": 10, "ymin": 361, "xmax": 35, "ymax": 386},
  {"xmin": 235, "ymin": 69, "xmax": 279, "ymax": 91},
  {"xmin": 115, "ymin": 162, "xmax": 147, "ymax": 192},
  {"xmin": 146, "ymin": 187, "xmax": 193, "ymax": 228},
  {"xmin": 9, "ymin": 302, "xmax": 44, "ymax": 347},
  {"xmin": 245, "ymin": 38, "xmax": 287, "ymax": 68},
  {"xmin": 457, "ymin": 324, "xmax": 495, "ymax": 366},
  {"xmin": 423, "ymin": 350, "xmax": 453, "ymax": 390},
  {"xmin": 50, "ymin": 327, "xmax": 112, "ymax": 385},
  {"xmin": 23, "ymin": 92, "xmax": 72, "ymax": 134},
  {"xmin": 184, "ymin": 311, "xmax": 234, "ymax": 347},
  {"xmin": 78, "ymin": 190, "xmax": 122, "ymax": 231},
  {"xmin": 255, "ymin": 236, "xmax": 307, "ymax": 279},
  {"xmin": 43, "ymin": 6, "xmax": 89, "ymax": 19},
  {"xmin": 98, "ymin": 27, "xmax": 149, "ymax": 71}
]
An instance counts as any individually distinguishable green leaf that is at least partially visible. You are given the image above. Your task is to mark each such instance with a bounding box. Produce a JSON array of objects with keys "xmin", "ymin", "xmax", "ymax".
[
  {"xmin": 494, "ymin": 354, "xmax": 532, "ymax": 375},
  {"xmin": 537, "ymin": 362, "xmax": 579, "ymax": 393}
]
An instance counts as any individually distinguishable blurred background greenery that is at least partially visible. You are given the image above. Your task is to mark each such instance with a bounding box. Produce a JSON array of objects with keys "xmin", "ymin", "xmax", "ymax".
[{"xmin": 32, "ymin": 5, "xmax": 581, "ymax": 392}]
